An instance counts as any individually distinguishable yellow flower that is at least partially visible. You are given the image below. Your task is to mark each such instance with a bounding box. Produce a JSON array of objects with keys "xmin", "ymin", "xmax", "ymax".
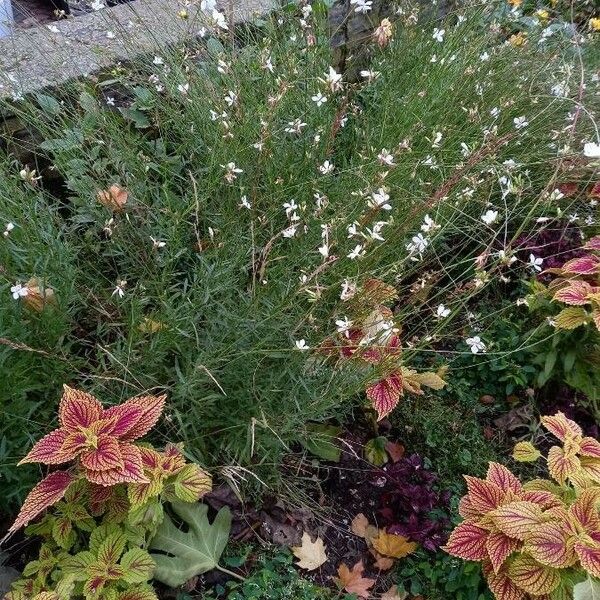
[
  {"xmin": 509, "ymin": 32, "xmax": 527, "ymax": 47},
  {"xmin": 536, "ymin": 9, "xmax": 549, "ymax": 22},
  {"xmin": 590, "ymin": 18, "xmax": 600, "ymax": 32},
  {"xmin": 508, "ymin": 0, "xmax": 522, "ymax": 7}
]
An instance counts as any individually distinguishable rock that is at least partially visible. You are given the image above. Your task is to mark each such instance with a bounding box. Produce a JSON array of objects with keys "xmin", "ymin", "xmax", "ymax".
[
  {"xmin": 0, "ymin": 565, "xmax": 20, "ymax": 596},
  {"xmin": 479, "ymin": 394, "xmax": 495, "ymax": 405}
]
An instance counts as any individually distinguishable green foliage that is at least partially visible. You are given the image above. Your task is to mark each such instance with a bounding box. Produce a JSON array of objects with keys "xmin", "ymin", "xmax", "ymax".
[
  {"xmin": 149, "ymin": 502, "xmax": 232, "ymax": 588},
  {"xmin": 198, "ymin": 549, "xmax": 337, "ymax": 600},
  {"xmin": 396, "ymin": 550, "xmax": 493, "ymax": 600},
  {"xmin": 299, "ymin": 423, "xmax": 342, "ymax": 462}
]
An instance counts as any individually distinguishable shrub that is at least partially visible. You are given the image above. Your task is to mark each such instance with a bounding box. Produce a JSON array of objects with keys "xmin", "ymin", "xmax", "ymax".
[{"xmin": 444, "ymin": 411, "xmax": 600, "ymax": 600}]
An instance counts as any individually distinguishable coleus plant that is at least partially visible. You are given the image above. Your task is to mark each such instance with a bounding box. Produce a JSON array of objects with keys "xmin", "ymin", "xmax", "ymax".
[
  {"xmin": 544, "ymin": 236, "xmax": 600, "ymax": 331},
  {"xmin": 443, "ymin": 412, "xmax": 600, "ymax": 600},
  {"xmin": 3, "ymin": 386, "xmax": 212, "ymax": 599},
  {"xmin": 320, "ymin": 278, "xmax": 447, "ymax": 420}
]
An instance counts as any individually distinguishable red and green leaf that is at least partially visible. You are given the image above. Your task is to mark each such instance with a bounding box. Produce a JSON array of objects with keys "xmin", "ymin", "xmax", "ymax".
[
  {"xmin": 491, "ymin": 501, "xmax": 544, "ymax": 541},
  {"xmin": 119, "ymin": 395, "xmax": 166, "ymax": 442},
  {"xmin": 61, "ymin": 550, "xmax": 96, "ymax": 578},
  {"xmin": 570, "ymin": 488, "xmax": 600, "ymax": 531},
  {"xmin": 486, "ymin": 531, "xmax": 519, "ymax": 573},
  {"xmin": 553, "ymin": 281, "xmax": 593, "ymax": 306},
  {"xmin": 59, "ymin": 385, "xmax": 103, "ymax": 431},
  {"xmin": 464, "ymin": 476, "xmax": 505, "ymax": 513},
  {"xmin": 524, "ymin": 521, "xmax": 576, "ymax": 568},
  {"xmin": 579, "ymin": 458, "xmax": 600, "ymax": 485},
  {"xmin": 18, "ymin": 428, "xmax": 70, "ymax": 466},
  {"xmin": 172, "ymin": 464, "xmax": 212, "ymax": 503},
  {"xmin": 486, "ymin": 463, "xmax": 521, "ymax": 494},
  {"xmin": 580, "ymin": 437, "xmax": 600, "ymax": 458},
  {"xmin": 574, "ymin": 540, "xmax": 600, "ymax": 579},
  {"xmin": 117, "ymin": 586, "xmax": 159, "ymax": 600},
  {"xmin": 541, "ymin": 412, "xmax": 583, "ymax": 442},
  {"xmin": 547, "ymin": 446, "xmax": 581, "ymax": 485},
  {"xmin": 86, "ymin": 443, "xmax": 147, "ymax": 486},
  {"xmin": 507, "ymin": 555, "xmax": 561, "ymax": 596},
  {"xmin": 97, "ymin": 531, "xmax": 127, "ymax": 566},
  {"xmin": 458, "ymin": 495, "xmax": 481, "ymax": 519},
  {"xmin": 8, "ymin": 471, "xmax": 74, "ymax": 534},
  {"xmin": 102, "ymin": 402, "xmax": 143, "ymax": 438},
  {"xmin": 561, "ymin": 256, "xmax": 600, "ymax": 275},
  {"xmin": 484, "ymin": 565, "xmax": 526, "ymax": 600},
  {"xmin": 366, "ymin": 372, "xmax": 403, "ymax": 421},
  {"xmin": 119, "ymin": 548, "xmax": 156, "ymax": 583},
  {"xmin": 584, "ymin": 236, "xmax": 600, "ymax": 250},
  {"xmin": 442, "ymin": 520, "xmax": 488, "ymax": 561},
  {"xmin": 80, "ymin": 436, "xmax": 124, "ymax": 472}
]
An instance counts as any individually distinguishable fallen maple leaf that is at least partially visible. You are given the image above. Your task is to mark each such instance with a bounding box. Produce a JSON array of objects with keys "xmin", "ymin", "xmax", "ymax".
[
  {"xmin": 334, "ymin": 560, "xmax": 375, "ymax": 599},
  {"xmin": 372, "ymin": 531, "xmax": 417, "ymax": 558},
  {"xmin": 350, "ymin": 513, "xmax": 379, "ymax": 546},
  {"xmin": 381, "ymin": 585, "xmax": 408, "ymax": 600},
  {"xmin": 371, "ymin": 548, "xmax": 395, "ymax": 571},
  {"xmin": 292, "ymin": 532, "xmax": 328, "ymax": 571}
]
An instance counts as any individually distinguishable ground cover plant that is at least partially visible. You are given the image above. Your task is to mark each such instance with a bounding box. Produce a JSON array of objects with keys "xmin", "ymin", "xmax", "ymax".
[{"xmin": 0, "ymin": 0, "xmax": 599, "ymax": 597}]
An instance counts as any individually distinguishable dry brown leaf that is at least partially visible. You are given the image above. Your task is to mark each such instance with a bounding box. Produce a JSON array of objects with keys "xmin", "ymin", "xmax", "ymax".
[
  {"xmin": 22, "ymin": 278, "xmax": 55, "ymax": 312},
  {"xmin": 370, "ymin": 548, "xmax": 395, "ymax": 571},
  {"xmin": 381, "ymin": 585, "xmax": 408, "ymax": 600},
  {"xmin": 350, "ymin": 513, "xmax": 379, "ymax": 545},
  {"xmin": 98, "ymin": 184, "xmax": 128, "ymax": 212},
  {"xmin": 385, "ymin": 441, "xmax": 405, "ymax": 463},
  {"xmin": 334, "ymin": 560, "xmax": 375, "ymax": 599},
  {"xmin": 372, "ymin": 531, "xmax": 417, "ymax": 559},
  {"xmin": 291, "ymin": 532, "xmax": 328, "ymax": 571}
]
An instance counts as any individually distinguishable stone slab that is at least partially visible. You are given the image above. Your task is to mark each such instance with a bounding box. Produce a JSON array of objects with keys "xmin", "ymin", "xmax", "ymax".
[{"xmin": 0, "ymin": 0, "xmax": 274, "ymax": 99}]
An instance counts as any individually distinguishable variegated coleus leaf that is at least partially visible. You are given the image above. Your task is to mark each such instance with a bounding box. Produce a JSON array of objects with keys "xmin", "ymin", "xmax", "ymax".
[
  {"xmin": 553, "ymin": 281, "xmax": 596, "ymax": 306},
  {"xmin": 560, "ymin": 255, "xmax": 600, "ymax": 275},
  {"xmin": 491, "ymin": 501, "xmax": 545, "ymax": 541},
  {"xmin": 507, "ymin": 555, "xmax": 561, "ymax": 596},
  {"xmin": 541, "ymin": 412, "xmax": 583, "ymax": 442},
  {"xmin": 486, "ymin": 531, "xmax": 520, "ymax": 573},
  {"xmin": 574, "ymin": 539, "xmax": 600, "ymax": 579},
  {"xmin": 570, "ymin": 488, "xmax": 600, "ymax": 532},
  {"xmin": 366, "ymin": 371, "xmax": 403, "ymax": 421},
  {"xmin": 117, "ymin": 585, "xmax": 159, "ymax": 600},
  {"xmin": 483, "ymin": 562, "xmax": 526, "ymax": 600},
  {"xmin": 512, "ymin": 441, "xmax": 542, "ymax": 462},
  {"xmin": 86, "ymin": 443, "xmax": 147, "ymax": 487},
  {"xmin": 171, "ymin": 464, "xmax": 212, "ymax": 503},
  {"xmin": 486, "ymin": 463, "xmax": 522, "ymax": 494},
  {"xmin": 464, "ymin": 476, "xmax": 506, "ymax": 514},
  {"xmin": 547, "ymin": 445, "xmax": 581, "ymax": 486},
  {"xmin": 442, "ymin": 520, "xmax": 488, "ymax": 561},
  {"xmin": 7, "ymin": 471, "xmax": 74, "ymax": 535},
  {"xmin": 584, "ymin": 236, "xmax": 600, "ymax": 251},
  {"xmin": 524, "ymin": 521, "xmax": 577, "ymax": 568}
]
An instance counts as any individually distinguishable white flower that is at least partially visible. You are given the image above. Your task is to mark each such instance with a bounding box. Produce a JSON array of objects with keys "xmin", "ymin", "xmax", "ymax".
[
  {"xmin": 239, "ymin": 195, "xmax": 251, "ymax": 209},
  {"xmin": 350, "ymin": 0, "xmax": 373, "ymax": 13},
  {"xmin": 360, "ymin": 70, "xmax": 380, "ymax": 82},
  {"xmin": 431, "ymin": 131, "xmax": 443, "ymax": 148},
  {"xmin": 348, "ymin": 244, "xmax": 365, "ymax": 260},
  {"xmin": 421, "ymin": 214, "xmax": 439, "ymax": 233},
  {"xmin": 284, "ymin": 119, "xmax": 307, "ymax": 134},
  {"xmin": 377, "ymin": 149, "xmax": 395, "ymax": 166},
  {"xmin": 369, "ymin": 188, "xmax": 391, "ymax": 210},
  {"xmin": 150, "ymin": 237, "xmax": 166, "ymax": 249},
  {"xmin": 318, "ymin": 244, "xmax": 329, "ymax": 258},
  {"xmin": 528, "ymin": 254, "xmax": 544, "ymax": 272},
  {"xmin": 200, "ymin": 0, "xmax": 216, "ymax": 10},
  {"xmin": 153, "ymin": 56, "xmax": 164, "ymax": 66},
  {"xmin": 106, "ymin": 96, "xmax": 115, "ymax": 106},
  {"xmin": 513, "ymin": 116, "xmax": 528, "ymax": 130},
  {"xmin": 497, "ymin": 250, "xmax": 517, "ymax": 265},
  {"xmin": 106, "ymin": 30, "xmax": 116, "ymax": 39},
  {"xmin": 479, "ymin": 51, "xmax": 490, "ymax": 61},
  {"xmin": 10, "ymin": 283, "xmax": 29, "ymax": 300},
  {"xmin": 3, "ymin": 222, "xmax": 14, "ymax": 237},
  {"xmin": 322, "ymin": 67, "xmax": 343, "ymax": 92},
  {"xmin": 295, "ymin": 339, "xmax": 310, "ymax": 350},
  {"xmin": 224, "ymin": 91, "xmax": 237, "ymax": 106},
  {"xmin": 340, "ymin": 279, "xmax": 357, "ymax": 301},
  {"xmin": 283, "ymin": 199, "xmax": 298, "ymax": 217},
  {"xmin": 90, "ymin": 0, "xmax": 105, "ymax": 10},
  {"xmin": 406, "ymin": 233, "xmax": 428, "ymax": 254},
  {"xmin": 466, "ymin": 336, "xmax": 486, "ymax": 354},
  {"xmin": 319, "ymin": 160, "xmax": 334, "ymax": 175},
  {"xmin": 282, "ymin": 224, "xmax": 298, "ymax": 238},
  {"xmin": 311, "ymin": 92, "xmax": 327, "ymax": 107},
  {"xmin": 212, "ymin": 9, "xmax": 228, "ymax": 30},
  {"xmin": 112, "ymin": 280, "xmax": 127, "ymax": 299},
  {"xmin": 583, "ymin": 142, "xmax": 600, "ymax": 158},
  {"xmin": 432, "ymin": 28, "xmax": 445, "ymax": 42},
  {"xmin": 336, "ymin": 317, "xmax": 353, "ymax": 337},
  {"xmin": 177, "ymin": 83, "xmax": 190, "ymax": 95},
  {"xmin": 481, "ymin": 209, "xmax": 499, "ymax": 225},
  {"xmin": 436, "ymin": 304, "xmax": 451, "ymax": 319},
  {"xmin": 222, "ymin": 162, "xmax": 243, "ymax": 182}
]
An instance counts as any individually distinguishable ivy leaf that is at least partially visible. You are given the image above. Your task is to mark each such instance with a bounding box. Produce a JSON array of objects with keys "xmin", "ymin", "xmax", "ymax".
[{"xmin": 149, "ymin": 502, "xmax": 231, "ymax": 587}]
